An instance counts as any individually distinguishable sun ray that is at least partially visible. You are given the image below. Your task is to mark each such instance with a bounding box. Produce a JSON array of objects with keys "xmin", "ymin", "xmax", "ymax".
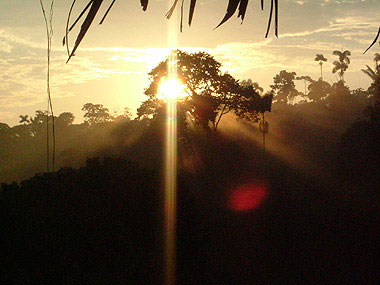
[{"xmin": 163, "ymin": 3, "xmax": 179, "ymax": 284}]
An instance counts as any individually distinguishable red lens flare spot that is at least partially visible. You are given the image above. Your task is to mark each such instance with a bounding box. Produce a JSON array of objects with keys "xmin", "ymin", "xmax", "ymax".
[{"xmin": 228, "ymin": 182, "xmax": 267, "ymax": 212}]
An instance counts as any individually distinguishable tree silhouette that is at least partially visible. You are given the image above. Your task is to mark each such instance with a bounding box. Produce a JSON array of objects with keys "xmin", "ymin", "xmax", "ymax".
[
  {"xmin": 307, "ymin": 78, "xmax": 331, "ymax": 102},
  {"xmin": 241, "ymin": 79, "xmax": 264, "ymax": 95},
  {"xmin": 19, "ymin": 115, "xmax": 30, "ymax": 125},
  {"xmin": 362, "ymin": 62, "xmax": 380, "ymax": 100},
  {"xmin": 57, "ymin": 112, "xmax": 75, "ymax": 127},
  {"xmin": 82, "ymin": 103, "xmax": 113, "ymax": 125},
  {"xmin": 332, "ymin": 50, "xmax": 351, "ymax": 81},
  {"xmin": 138, "ymin": 50, "xmax": 264, "ymax": 131},
  {"xmin": 314, "ymin": 54, "xmax": 327, "ymax": 81},
  {"xmin": 374, "ymin": 53, "xmax": 380, "ymax": 71},
  {"xmin": 270, "ymin": 70, "xmax": 298, "ymax": 104}
]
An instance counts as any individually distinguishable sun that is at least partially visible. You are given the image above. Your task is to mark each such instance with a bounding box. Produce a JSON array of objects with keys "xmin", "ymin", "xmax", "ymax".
[{"xmin": 157, "ymin": 77, "xmax": 187, "ymax": 101}]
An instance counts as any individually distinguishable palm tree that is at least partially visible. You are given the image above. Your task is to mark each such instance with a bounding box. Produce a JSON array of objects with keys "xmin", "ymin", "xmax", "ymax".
[
  {"xmin": 374, "ymin": 53, "xmax": 380, "ymax": 71},
  {"xmin": 19, "ymin": 115, "xmax": 30, "ymax": 125},
  {"xmin": 362, "ymin": 64, "xmax": 380, "ymax": 99},
  {"xmin": 314, "ymin": 54, "xmax": 327, "ymax": 80},
  {"xmin": 332, "ymin": 50, "xmax": 351, "ymax": 81}
]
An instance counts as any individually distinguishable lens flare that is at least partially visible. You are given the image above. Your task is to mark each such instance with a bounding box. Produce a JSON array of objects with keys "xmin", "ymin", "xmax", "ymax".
[{"xmin": 228, "ymin": 182, "xmax": 268, "ymax": 212}]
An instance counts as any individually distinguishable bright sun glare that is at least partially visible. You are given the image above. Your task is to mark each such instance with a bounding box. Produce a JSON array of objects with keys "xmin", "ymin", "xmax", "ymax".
[{"xmin": 158, "ymin": 77, "xmax": 187, "ymax": 101}]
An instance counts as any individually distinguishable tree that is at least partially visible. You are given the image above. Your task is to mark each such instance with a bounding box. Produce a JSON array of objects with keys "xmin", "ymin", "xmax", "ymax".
[
  {"xmin": 240, "ymin": 79, "xmax": 264, "ymax": 95},
  {"xmin": 57, "ymin": 112, "xmax": 75, "ymax": 127},
  {"xmin": 138, "ymin": 50, "xmax": 268, "ymax": 131},
  {"xmin": 332, "ymin": 50, "xmax": 351, "ymax": 81},
  {"xmin": 307, "ymin": 78, "xmax": 332, "ymax": 101},
  {"xmin": 374, "ymin": 53, "xmax": 380, "ymax": 73},
  {"xmin": 270, "ymin": 70, "xmax": 298, "ymax": 104},
  {"xmin": 374, "ymin": 53, "xmax": 380, "ymax": 67},
  {"xmin": 314, "ymin": 54, "xmax": 327, "ymax": 81},
  {"xmin": 82, "ymin": 103, "xmax": 113, "ymax": 125},
  {"xmin": 362, "ymin": 63, "xmax": 380, "ymax": 100},
  {"xmin": 30, "ymin": 110, "xmax": 48, "ymax": 125},
  {"xmin": 19, "ymin": 115, "xmax": 30, "ymax": 125},
  {"xmin": 234, "ymin": 80, "xmax": 273, "ymax": 123},
  {"xmin": 140, "ymin": 50, "xmax": 234, "ymax": 131}
]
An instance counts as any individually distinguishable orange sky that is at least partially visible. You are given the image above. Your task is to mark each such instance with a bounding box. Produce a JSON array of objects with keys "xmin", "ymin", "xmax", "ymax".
[{"xmin": 0, "ymin": 0, "xmax": 379, "ymax": 125}]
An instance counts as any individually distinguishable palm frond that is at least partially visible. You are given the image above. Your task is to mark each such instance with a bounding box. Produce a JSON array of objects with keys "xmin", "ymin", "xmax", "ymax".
[
  {"xmin": 237, "ymin": 0, "xmax": 249, "ymax": 22},
  {"xmin": 364, "ymin": 25, "xmax": 380, "ymax": 54},
  {"xmin": 65, "ymin": 0, "xmax": 282, "ymax": 62},
  {"xmin": 140, "ymin": 0, "xmax": 148, "ymax": 11},
  {"xmin": 67, "ymin": 0, "xmax": 103, "ymax": 63},
  {"xmin": 166, "ymin": 0, "xmax": 179, "ymax": 19},
  {"xmin": 188, "ymin": 0, "xmax": 197, "ymax": 26},
  {"xmin": 265, "ymin": 0, "xmax": 274, "ymax": 38},
  {"xmin": 361, "ymin": 65, "xmax": 377, "ymax": 80},
  {"xmin": 215, "ymin": 0, "xmax": 241, "ymax": 29},
  {"xmin": 332, "ymin": 50, "xmax": 341, "ymax": 56},
  {"xmin": 99, "ymin": 0, "xmax": 116, "ymax": 25}
]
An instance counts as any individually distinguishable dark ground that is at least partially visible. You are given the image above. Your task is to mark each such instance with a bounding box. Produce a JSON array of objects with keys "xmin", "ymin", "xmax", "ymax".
[{"xmin": 0, "ymin": 135, "xmax": 378, "ymax": 283}]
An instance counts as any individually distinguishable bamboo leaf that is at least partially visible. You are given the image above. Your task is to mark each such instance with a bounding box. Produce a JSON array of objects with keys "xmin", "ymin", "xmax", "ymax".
[
  {"xmin": 99, "ymin": 0, "xmax": 116, "ymax": 25},
  {"xmin": 274, "ymin": 0, "xmax": 278, "ymax": 37},
  {"xmin": 265, "ymin": 0, "xmax": 274, "ymax": 38},
  {"xmin": 215, "ymin": 0, "xmax": 241, "ymax": 29},
  {"xmin": 180, "ymin": 0, "xmax": 184, "ymax": 32},
  {"xmin": 67, "ymin": 0, "xmax": 103, "ymax": 63},
  {"xmin": 63, "ymin": 0, "xmax": 77, "ymax": 59},
  {"xmin": 364, "ymin": 25, "xmax": 380, "ymax": 54},
  {"xmin": 69, "ymin": 0, "xmax": 93, "ymax": 32},
  {"xmin": 140, "ymin": 0, "xmax": 149, "ymax": 11},
  {"xmin": 166, "ymin": 0, "xmax": 179, "ymax": 19},
  {"xmin": 238, "ymin": 0, "xmax": 249, "ymax": 22},
  {"xmin": 189, "ymin": 0, "xmax": 196, "ymax": 26}
]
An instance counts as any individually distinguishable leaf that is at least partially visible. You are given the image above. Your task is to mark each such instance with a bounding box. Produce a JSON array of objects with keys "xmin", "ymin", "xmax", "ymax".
[
  {"xmin": 188, "ymin": 0, "xmax": 197, "ymax": 26},
  {"xmin": 180, "ymin": 0, "xmax": 184, "ymax": 32},
  {"xmin": 364, "ymin": 25, "xmax": 380, "ymax": 54},
  {"xmin": 215, "ymin": 0, "xmax": 241, "ymax": 29},
  {"xmin": 140, "ymin": 0, "xmax": 149, "ymax": 11},
  {"xmin": 69, "ymin": 0, "xmax": 93, "ymax": 33},
  {"xmin": 67, "ymin": 0, "xmax": 104, "ymax": 63},
  {"xmin": 274, "ymin": 0, "xmax": 278, "ymax": 37},
  {"xmin": 265, "ymin": 0, "xmax": 274, "ymax": 38},
  {"xmin": 166, "ymin": 0, "xmax": 179, "ymax": 19},
  {"xmin": 99, "ymin": 0, "xmax": 117, "ymax": 25},
  {"xmin": 361, "ymin": 65, "xmax": 376, "ymax": 80},
  {"xmin": 63, "ymin": 0, "xmax": 77, "ymax": 58},
  {"xmin": 238, "ymin": 0, "xmax": 249, "ymax": 22}
]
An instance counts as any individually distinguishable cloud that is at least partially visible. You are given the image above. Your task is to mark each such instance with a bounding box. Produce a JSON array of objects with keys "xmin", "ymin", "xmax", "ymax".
[
  {"xmin": 0, "ymin": 28, "xmax": 44, "ymax": 50},
  {"xmin": 0, "ymin": 111, "xmax": 15, "ymax": 123},
  {"xmin": 0, "ymin": 41, "xmax": 12, "ymax": 53}
]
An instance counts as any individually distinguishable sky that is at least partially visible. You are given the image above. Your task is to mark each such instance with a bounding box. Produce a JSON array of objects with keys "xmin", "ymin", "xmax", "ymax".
[{"xmin": 0, "ymin": 0, "xmax": 379, "ymax": 125}]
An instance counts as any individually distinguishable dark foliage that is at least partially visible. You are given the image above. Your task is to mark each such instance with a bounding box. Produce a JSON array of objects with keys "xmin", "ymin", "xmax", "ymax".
[
  {"xmin": 138, "ymin": 50, "xmax": 272, "ymax": 131},
  {"xmin": 1, "ymin": 136, "xmax": 378, "ymax": 283}
]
